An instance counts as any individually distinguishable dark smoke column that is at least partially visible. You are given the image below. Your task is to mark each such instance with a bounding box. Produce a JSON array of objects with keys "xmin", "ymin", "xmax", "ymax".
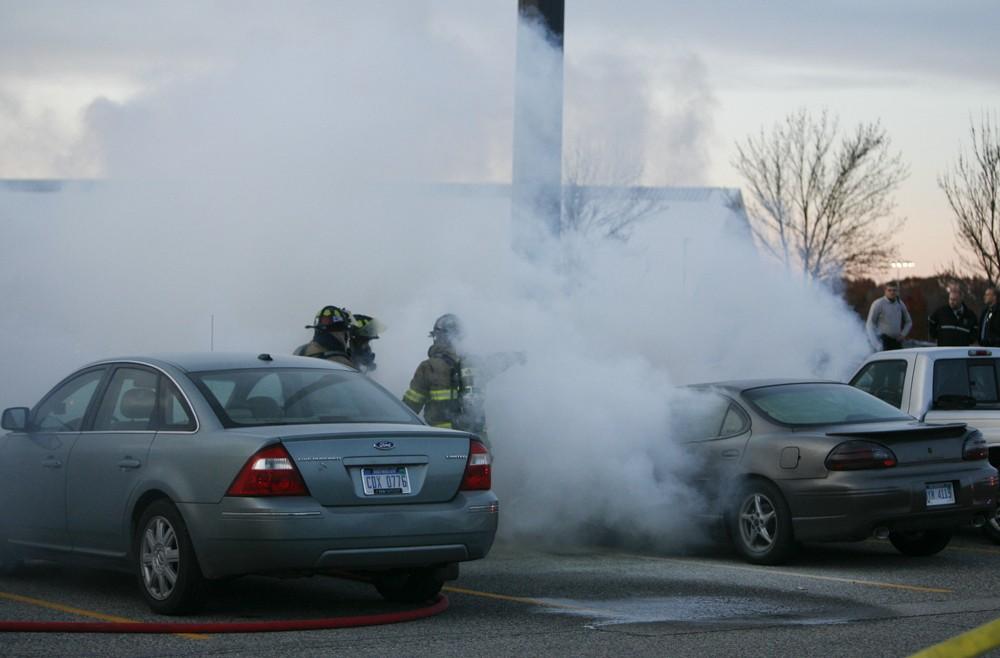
[{"xmin": 511, "ymin": 0, "xmax": 565, "ymax": 256}]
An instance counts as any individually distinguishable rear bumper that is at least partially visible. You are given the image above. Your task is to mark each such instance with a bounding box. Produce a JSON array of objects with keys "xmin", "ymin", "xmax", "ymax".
[
  {"xmin": 179, "ymin": 491, "xmax": 499, "ymax": 579},
  {"xmin": 782, "ymin": 464, "xmax": 998, "ymax": 542}
]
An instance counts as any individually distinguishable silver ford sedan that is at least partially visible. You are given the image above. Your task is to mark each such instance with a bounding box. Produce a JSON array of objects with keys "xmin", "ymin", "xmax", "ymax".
[{"xmin": 0, "ymin": 353, "xmax": 498, "ymax": 614}]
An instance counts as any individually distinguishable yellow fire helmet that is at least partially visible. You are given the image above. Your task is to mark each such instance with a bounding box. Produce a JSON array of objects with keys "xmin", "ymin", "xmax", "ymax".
[{"xmin": 350, "ymin": 314, "xmax": 386, "ymax": 340}]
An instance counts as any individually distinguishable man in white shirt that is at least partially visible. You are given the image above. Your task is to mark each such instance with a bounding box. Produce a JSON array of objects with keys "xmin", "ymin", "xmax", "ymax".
[{"xmin": 866, "ymin": 283, "xmax": 913, "ymax": 351}]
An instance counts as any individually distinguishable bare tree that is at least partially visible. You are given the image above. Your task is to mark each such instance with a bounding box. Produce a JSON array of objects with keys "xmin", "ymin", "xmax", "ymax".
[
  {"xmin": 733, "ymin": 109, "xmax": 908, "ymax": 281},
  {"xmin": 561, "ymin": 143, "xmax": 666, "ymax": 241},
  {"xmin": 939, "ymin": 114, "xmax": 1000, "ymax": 283}
]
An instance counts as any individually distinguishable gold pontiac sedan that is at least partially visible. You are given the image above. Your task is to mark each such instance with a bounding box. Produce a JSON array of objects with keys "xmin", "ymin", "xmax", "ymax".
[{"xmin": 675, "ymin": 380, "xmax": 999, "ymax": 564}]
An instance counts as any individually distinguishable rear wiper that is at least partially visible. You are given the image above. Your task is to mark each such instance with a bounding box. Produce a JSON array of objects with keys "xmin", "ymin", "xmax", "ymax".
[{"xmin": 933, "ymin": 394, "xmax": 977, "ymax": 410}]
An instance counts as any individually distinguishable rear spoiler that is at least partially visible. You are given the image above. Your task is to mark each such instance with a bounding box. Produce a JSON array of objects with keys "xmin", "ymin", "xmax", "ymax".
[{"xmin": 828, "ymin": 423, "xmax": 967, "ymax": 440}]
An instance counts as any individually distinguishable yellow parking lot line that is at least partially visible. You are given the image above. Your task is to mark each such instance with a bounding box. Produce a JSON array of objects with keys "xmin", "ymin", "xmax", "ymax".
[
  {"xmin": 621, "ymin": 554, "xmax": 953, "ymax": 594},
  {"xmin": 0, "ymin": 591, "xmax": 209, "ymax": 640},
  {"xmin": 443, "ymin": 586, "xmax": 603, "ymax": 614},
  {"xmin": 909, "ymin": 615, "xmax": 1000, "ymax": 658}
]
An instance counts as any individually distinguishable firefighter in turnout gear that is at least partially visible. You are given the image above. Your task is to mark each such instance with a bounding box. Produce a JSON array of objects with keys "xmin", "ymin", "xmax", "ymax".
[
  {"xmin": 402, "ymin": 314, "xmax": 525, "ymax": 441},
  {"xmin": 349, "ymin": 313, "xmax": 385, "ymax": 373},
  {"xmin": 295, "ymin": 306, "xmax": 355, "ymax": 368}
]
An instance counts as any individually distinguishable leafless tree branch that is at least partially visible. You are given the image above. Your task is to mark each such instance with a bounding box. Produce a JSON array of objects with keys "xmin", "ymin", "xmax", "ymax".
[
  {"xmin": 940, "ymin": 113, "xmax": 1000, "ymax": 284},
  {"xmin": 561, "ymin": 143, "xmax": 667, "ymax": 241},
  {"xmin": 732, "ymin": 109, "xmax": 908, "ymax": 281}
]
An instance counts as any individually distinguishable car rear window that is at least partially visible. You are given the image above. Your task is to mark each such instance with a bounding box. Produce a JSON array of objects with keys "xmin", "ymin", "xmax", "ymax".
[
  {"xmin": 743, "ymin": 383, "xmax": 911, "ymax": 426},
  {"xmin": 189, "ymin": 368, "xmax": 420, "ymax": 428}
]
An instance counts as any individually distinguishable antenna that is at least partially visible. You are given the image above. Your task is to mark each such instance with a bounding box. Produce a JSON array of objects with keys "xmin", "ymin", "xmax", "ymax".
[{"xmin": 210, "ymin": 314, "xmax": 215, "ymax": 352}]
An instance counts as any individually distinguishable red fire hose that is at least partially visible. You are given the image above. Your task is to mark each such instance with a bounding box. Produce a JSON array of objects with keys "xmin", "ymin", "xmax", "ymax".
[{"xmin": 0, "ymin": 594, "xmax": 448, "ymax": 634}]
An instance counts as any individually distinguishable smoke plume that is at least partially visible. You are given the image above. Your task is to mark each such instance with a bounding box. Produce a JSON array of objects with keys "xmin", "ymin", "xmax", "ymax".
[{"xmin": 0, "ymin": 5, "xmax": 870, "ymax": 549}]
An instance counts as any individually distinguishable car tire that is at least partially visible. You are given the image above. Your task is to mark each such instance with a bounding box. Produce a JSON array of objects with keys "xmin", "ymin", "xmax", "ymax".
[
  {"xmin": 888, "ymin": 529, "xmax": 952, "ymax": 557},
  {"xmin": 135, "ymin": 500, "xmax": 204, "ymax": 615},
  {"xmin": 374, "ymin": 568, "xmax": 444, "ymax": 604},
  {"xmin": 729, "ymin": 480, "xmax": 796, "ymax": 565},
  {"xmin": 983, "ymin": 511, "xmax": 1000, "ymax": 545}
]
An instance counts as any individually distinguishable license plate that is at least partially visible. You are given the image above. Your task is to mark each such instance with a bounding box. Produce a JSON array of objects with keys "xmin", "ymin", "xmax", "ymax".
[
  {"xmin": 361, "ymin": 466, "xmax": 411, "ymax": 496},
  {"xmin": 925, "ymin": 482, "xmax": 955, "ymax": 507}
]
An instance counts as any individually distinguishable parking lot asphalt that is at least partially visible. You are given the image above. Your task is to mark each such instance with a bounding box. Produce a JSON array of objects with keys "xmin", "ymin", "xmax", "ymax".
[{"xmin": 4, "ymin": 531, "xmax": 1000, "ymax": 657}]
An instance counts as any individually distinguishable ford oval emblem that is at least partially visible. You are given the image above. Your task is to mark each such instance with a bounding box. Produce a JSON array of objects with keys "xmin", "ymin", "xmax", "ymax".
[{"xmin": 374, "ymin": 440, "xmax": 395, "ymax": 451}]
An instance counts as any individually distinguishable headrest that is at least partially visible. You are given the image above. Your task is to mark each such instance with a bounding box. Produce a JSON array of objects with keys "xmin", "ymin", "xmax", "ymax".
[{"xmin": 120, "ymin": 387, "xmax": 156, "ymax": 421}]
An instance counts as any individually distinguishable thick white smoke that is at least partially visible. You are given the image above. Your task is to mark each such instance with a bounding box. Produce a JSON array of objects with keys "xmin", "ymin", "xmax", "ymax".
[{"xmin": 0, "ymin": 5, "xmax": 870, "ymax": 549}]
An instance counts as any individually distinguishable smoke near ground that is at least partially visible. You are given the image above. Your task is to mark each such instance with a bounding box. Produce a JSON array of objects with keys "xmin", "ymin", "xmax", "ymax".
[{"xmin": 0, "ymin": 6, "xmax": 870, "ymax": 550}]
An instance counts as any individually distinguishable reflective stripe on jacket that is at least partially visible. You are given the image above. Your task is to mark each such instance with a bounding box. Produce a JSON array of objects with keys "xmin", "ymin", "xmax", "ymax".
[
  {"xmin": 402, "ymin": 344, "xmax": 484, "ymax": 431},
  {"xmin": 928, "ymin": 303, "xmax": 978, "ymax": 347}
]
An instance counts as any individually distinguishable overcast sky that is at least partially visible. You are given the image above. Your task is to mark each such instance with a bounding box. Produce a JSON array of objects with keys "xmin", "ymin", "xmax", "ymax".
[{"xmin": 3, "ymin": 0, "xmax": 999, "ymax": 276}]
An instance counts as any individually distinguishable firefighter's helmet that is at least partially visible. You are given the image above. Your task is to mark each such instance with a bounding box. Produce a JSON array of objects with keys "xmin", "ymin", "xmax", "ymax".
[
  {"xmin": 430, "ymin": 313, "xmax": 463, "ymax": 342},
  {"xmin": 308, "ymin": 306, "xmax": 352, "ymax": 332},
  {"xmin": 350, "ymin": 314, "xmax": 385, "ymax": 340}
]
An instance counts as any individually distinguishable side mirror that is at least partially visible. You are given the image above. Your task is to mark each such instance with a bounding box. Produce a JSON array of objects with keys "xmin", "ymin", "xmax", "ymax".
[{"xmin": 1, "ymin": 407, "xmax": 29, "ymax": 432}]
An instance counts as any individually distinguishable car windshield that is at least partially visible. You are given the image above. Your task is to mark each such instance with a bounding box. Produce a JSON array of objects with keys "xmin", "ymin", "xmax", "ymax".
[
  {"xmin": 189, "ymin": 368, "xmax": 420, "ymax": 427},
  {"xmin": 743, "ymin": 383, "xmax": 912, "ymax": 426}
]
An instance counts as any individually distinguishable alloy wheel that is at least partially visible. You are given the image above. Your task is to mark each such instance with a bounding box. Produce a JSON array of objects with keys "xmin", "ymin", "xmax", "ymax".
[
  {"xmin": 739, "ymin": 493, "xmax": 777, "ymax": 552},
  {"xmin": 140, "ymin": 516, "xmax": 180, "ymax": 601}
]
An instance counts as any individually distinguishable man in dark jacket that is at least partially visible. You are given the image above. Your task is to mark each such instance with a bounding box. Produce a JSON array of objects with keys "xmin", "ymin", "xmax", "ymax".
[
  {"xmin": 929, "ymin": 283, "xmax": 979, "ymax": 346},
  {"xmin": 981, "ymin": 287, "xmax": 1000, "ymax": 346}
]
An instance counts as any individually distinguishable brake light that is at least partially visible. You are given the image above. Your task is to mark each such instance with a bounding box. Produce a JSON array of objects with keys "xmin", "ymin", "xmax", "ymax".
[
  {"xmin": 227, "ymin": 443, "xmax": 310, "ymax": 496},
  {"xmin": 969, "ymin": 350, "xmax": 993, "ymax": 357},
  {"xmin": 825, "ymin": 440, "xmax": 897, "ymax": 471},
  {"xmin": 963, "ymin": 431, "xmax": 988, "ymax": 461},
  {"xmin": 460, "ymin": 440, "xmax": 492, "ymax": 491}
]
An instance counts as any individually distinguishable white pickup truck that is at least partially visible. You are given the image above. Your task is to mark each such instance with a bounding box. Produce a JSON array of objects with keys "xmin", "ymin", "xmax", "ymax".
[{"xmin": 850, "ymin": 346, "xmax": 1000, "ymax": 541}]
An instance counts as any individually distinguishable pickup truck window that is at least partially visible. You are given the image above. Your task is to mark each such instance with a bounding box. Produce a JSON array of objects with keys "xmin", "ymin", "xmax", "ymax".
[
  {"xmin": 933, "ymin": 358, "xmax": 1000, "ymax": 407},
  {"xmin": 850, "ymin": 360, "xmax": 907, "ymax": 408}
]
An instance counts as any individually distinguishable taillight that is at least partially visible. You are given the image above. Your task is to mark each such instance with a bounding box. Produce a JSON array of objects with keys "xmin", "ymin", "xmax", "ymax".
[
  {"xmin": 460, "ymin": 440, "xmax": 492, "ymax": 491},
  {"xmin": 963, "ymin": 431, "xmax": 988, "ymax": 461},
  {"xmin": 825, "ymin": 440, "xmax": 897, "ymax": 471},
  {"xmin": 227, "ymin": 443, "xmax": 310, "ymax": 496}
]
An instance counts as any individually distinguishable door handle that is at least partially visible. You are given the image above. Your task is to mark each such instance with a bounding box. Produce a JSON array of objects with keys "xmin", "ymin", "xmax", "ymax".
[
  {"xmin": 42, "ymin": 456, "xmax": 63, "ymax": 469},
  {"xmin": 721, "ymin": 449, "xmax": 740, "ymax": 458},
  {"xmin": 118, "ymin": 457, "xmax": 142, "ymax": 470}
]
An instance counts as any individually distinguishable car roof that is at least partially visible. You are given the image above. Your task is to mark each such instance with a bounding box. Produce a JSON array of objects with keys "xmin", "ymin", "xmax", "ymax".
[
  {"xmin": 688, "ymin": 378, "xmax": 839, "ymax": 394},
  {"xmin": 867, "ymin": 346, "xmax": 998, "ymax": 359},
  {"xmin": 83, "ymin": 352, "xmax": 354, "ymax": 373}
]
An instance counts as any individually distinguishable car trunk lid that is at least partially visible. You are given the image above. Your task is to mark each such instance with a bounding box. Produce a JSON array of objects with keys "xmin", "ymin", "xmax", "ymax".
[
  {"xmin": 278, "ymin": 429, "xmax": 472, "ymax": 505},
  {"xmin": 826, "ymin": 421, "xmax": 968, "ymax": 464}
]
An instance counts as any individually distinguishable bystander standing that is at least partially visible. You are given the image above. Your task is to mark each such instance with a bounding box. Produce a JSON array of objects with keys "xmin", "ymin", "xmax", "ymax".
[
  {"xmin": 928, "ymin": 282, "xmax": 978, "ymax": 346},
  {"xmin": 866, "ymin": 282, "xmax": 913, "ymax": 351},
  {"xmin": 981, "ymin": 286, "xmax": 1000, "ymax": 347}
]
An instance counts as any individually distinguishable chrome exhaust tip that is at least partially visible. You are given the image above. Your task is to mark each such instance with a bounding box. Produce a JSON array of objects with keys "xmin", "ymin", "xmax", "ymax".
[{"xmin": 873, "ymin": 526, "xmax": 890, "ymax": 540}]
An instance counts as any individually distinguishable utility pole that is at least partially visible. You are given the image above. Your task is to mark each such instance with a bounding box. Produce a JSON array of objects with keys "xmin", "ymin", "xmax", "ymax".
[{"xmin": 511, "ymin": 0, "xmax": 565, "ymax": 256}]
